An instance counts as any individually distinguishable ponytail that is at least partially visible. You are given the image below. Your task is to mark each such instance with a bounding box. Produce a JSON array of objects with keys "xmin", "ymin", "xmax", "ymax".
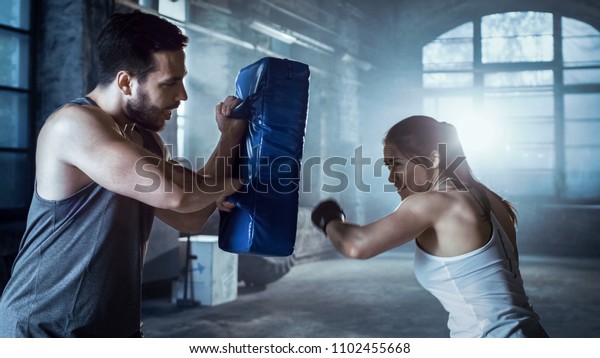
[{"xmin": 438, "ymin": 122, "xmax": 518, "ymax": 225}]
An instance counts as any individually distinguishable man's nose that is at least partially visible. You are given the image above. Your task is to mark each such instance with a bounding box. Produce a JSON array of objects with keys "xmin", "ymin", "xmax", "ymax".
[{"xmin": 177, "ymin": 83, "xmax": 188, "ymax": 101}]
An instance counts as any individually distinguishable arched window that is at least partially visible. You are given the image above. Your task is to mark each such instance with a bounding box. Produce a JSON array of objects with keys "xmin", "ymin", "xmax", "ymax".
[{"xmin": 422, "ymin": 12, "xmax": 600, "ymax": 202}]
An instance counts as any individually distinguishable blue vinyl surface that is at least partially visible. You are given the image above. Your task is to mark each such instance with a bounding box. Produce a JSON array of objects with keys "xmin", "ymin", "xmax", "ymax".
[{"xmin": 218, "ymin": 57, "xmax": 310, "ymax": 256}]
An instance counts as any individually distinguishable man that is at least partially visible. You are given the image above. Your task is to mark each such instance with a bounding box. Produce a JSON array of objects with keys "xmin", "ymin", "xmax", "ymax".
[{"xmin": 0, "ymin": 11, "xmax": 245, "ymax": 337}]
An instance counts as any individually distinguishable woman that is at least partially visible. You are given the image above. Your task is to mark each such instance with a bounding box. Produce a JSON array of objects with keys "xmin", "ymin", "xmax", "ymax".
[{"xmin": 311, "ymin": 115, "xmax": 548, "ymax": 338}]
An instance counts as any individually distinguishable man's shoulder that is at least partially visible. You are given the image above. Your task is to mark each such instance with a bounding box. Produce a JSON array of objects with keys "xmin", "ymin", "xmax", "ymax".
[
  {"xmin": 43, "ymin": 100, "xmax": 114, "ymax": 136},
  {"xmin": 50, "ymin": 100, "xmax": 106, "ymax": 121}
]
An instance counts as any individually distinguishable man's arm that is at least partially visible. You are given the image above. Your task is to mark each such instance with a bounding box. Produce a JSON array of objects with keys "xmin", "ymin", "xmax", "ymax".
[
  {"xmin": 155, "ymin": 97, "xmax": 246, "ymax": 232},
  {"xmin": 156, "ymin": 202, "xmax": 217, "ymax": 234},
  {"xmin": 39, "ymin": 102, "xmax": 241, "ymax": 214}
]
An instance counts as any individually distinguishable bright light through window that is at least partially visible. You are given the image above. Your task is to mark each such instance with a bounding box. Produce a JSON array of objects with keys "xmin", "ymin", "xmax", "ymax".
[
  {"xmin": 482, "ymin": 12, "xmax": 554, "ymax": 63},
  {"xmin": 422, "ymin": 12, "xmax": 600, "ymax": 201}
]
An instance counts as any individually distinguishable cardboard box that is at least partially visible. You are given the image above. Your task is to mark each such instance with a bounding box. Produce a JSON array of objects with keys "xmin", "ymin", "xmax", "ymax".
[{"xmin": 173, "ymin": 235, "xmax": 238, "ymax": 306}]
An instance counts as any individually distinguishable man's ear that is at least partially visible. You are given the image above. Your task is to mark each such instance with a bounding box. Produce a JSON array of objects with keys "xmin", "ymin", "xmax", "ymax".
[
  {"xmin": 116, "ymin": 71, "xmax": 133, "ymax": 96},
  {"xmin": 430, "ymin": 149, "xmax": 440, "ymax": 169}
]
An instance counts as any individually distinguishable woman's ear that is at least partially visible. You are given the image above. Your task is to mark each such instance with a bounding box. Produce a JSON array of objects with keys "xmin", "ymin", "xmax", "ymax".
[
  {"xmin": 430, "ymin": 149, "xmax": 440, "ymax": 169},
  {"xmin": 116, "ymin": 71, "xmax": 133, "ymax": 96}
]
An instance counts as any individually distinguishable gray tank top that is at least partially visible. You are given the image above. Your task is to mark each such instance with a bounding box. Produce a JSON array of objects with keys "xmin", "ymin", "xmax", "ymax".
[{"xmin": 0, "ymin": 97, "xmax": 162, "ymax": 337}]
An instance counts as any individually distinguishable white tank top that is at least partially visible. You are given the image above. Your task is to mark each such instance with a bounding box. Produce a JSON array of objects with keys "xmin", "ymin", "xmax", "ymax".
[{"xmin": 414, "ymin": 212, "xmax": 542, "ymax": 337}]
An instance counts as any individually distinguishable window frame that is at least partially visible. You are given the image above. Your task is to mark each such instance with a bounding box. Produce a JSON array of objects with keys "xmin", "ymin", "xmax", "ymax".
[
  {"xmin": 0, "ymin": 3, "xmax": 36, "ymax": 219},
  {"xmin": 422, "ymin": 12, "xmax": 600, "ymax": 204}
]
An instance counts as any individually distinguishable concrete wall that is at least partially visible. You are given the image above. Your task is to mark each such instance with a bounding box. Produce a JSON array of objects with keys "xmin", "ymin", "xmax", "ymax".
[{"xmin": 34, "ymin": 0, "xmax": 106, "ymax": 131}]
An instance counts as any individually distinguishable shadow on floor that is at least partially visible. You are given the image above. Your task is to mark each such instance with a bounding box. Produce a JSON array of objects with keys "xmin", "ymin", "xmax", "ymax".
[{"xmin": 141, "ymin": 250, "xmax": 600, "ymax": 338}]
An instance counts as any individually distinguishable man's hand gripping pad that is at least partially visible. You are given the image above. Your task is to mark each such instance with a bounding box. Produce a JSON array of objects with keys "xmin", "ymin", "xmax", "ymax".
[{"xmin": 218, "ymin": 57, "xmax": 310, "ymax": 256}]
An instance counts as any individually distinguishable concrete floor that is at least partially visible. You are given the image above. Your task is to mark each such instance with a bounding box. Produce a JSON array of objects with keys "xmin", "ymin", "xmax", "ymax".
[{"xmin": 140, "ymin": 250, "xmax": 600, "ymax": 338}]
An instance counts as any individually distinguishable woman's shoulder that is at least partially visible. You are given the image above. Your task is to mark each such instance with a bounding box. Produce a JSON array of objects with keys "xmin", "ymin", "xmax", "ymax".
[
  {"xmin": 407, "ymin": 189, "xmax": 465, "ymax": 205},
  {"xmin": 399, "ymin": 190, "xmax": 463, "ymax": 219},
  {"xmin": 404, "ymin": 189, "xmax": 498, "ymax": 233}
]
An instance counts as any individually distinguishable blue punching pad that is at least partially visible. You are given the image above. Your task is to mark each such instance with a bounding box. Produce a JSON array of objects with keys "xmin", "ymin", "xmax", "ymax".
[{"xmin": 218, "ymin": 57, "xmax": 310, "ymax": 256}]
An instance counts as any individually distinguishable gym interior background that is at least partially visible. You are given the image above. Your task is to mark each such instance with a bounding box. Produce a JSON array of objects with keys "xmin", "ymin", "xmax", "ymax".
[{"xmin": 1, "ymin": 0, "xmax": 599, "ymax": 337}]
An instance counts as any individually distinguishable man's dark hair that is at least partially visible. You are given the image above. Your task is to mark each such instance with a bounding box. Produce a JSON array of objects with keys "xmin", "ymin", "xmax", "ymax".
[{"xmin": 96, "ymin": 11, "xmax": 189, "ymax": 86}]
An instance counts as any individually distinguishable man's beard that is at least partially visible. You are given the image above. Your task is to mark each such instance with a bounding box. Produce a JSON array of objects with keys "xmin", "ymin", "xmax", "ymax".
[{"xmin": 124, "ymin": 89, "xmax": 166, "ymax": 132}]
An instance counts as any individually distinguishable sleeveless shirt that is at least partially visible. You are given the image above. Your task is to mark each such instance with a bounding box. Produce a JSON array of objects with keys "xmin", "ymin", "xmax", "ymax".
[
  {"xmin": 414, "ymin": 211, "xmax": 547, "ymax": 337},
  {"xmin": 0, "ymin": 97, "xmax": 162, "ymax": 337}
]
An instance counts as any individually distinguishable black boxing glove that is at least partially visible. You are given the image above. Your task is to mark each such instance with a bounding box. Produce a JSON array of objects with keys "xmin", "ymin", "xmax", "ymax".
[{"xmin": 311, "ymin": 199, "xmax": 345, "ymax": 234}]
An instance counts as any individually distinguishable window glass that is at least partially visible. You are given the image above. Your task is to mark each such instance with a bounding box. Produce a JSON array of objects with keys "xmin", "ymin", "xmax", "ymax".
[
  {"xmin": 563, "ymin": 79, "xmax": 600, "ymax": 201},
  {"xmin": 423, "ymin": 72, "xmax": 473, "ymax": 88},
  {"xmin": 504, "ymin": 121, "xmax": 554, "ymax": 144},
  {"xmin": 564, "ymin": 69, "xmax": 600, "ymax": 85},
  {"xmin": 565, "ymin": 173, "xmax": 600, "ymax": 199},
  {"xmin": 0, "ymin": 0, "xmax": 31, "ymax": 210},
  {"xmin": 423, "ymin": 22, "xmax": 473, "ymax": 71},
  {"xmin": 565, "ymin": 147, "xmax": 600, "ymax": 171},
  {"xmin": 565, "ymin": 122, "xmax": 600, "ymax": 146},
  {"xmin": 0, "ymin": 153, "xmax": 29, "ymax": 208},
  {"xmin": 565, "ymin": 148, "xmax": 600, "ymax": 199},
  {"xmin": 562, "ymin": 17, "xmax": 600, "ymax": 67},
  {"xmin": 0, "ymin": 29, "xmax": 30, "ymax": 89},
  {"xmin": 423, "ymin": 95, "xmax": 497, "ymax": 168},
  {"xmin": 484, "ymin": 92, "xmax": 554, "ymax": 117},
  {"xmin": 479, "ymin": 170, "xmax": 554, "ymax": 197},
  {"xmin": 422, "ymin": 95, "xmax": 474, "ymax": 124},
  {"xmin": 482, "ymin": 12, "xmax": 553, "ymax": 63},
  {"xmin": 0, "ymin": 90, "xmax": 29, "ymax": 148},
  {"xmin": 0, "ymin": 0, "xmax": 30, "ymax": 29},
  {"xmin": 565, "ymin": 93, "xmax": 600, "ymax": 120},
  {"xmin": 484, "ymin": 70, "xmax": 553, "ymax": 88},
  {"xmin": 499, "ymin": 144, "xmax": 554, "ymax": 170},
  {"xmin": 421, "ymin": 11, "xmax": 600, "ymax": 200}
]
